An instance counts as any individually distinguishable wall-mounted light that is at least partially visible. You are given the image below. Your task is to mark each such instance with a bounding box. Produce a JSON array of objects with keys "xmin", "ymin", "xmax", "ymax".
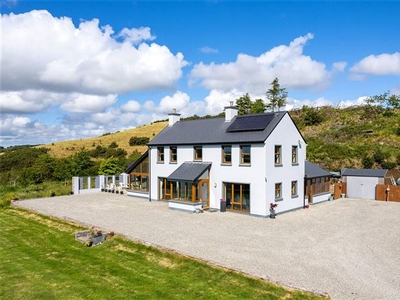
[{"xmin": 214, "ymin": 183, "xmax": 217, "ymax": 188}]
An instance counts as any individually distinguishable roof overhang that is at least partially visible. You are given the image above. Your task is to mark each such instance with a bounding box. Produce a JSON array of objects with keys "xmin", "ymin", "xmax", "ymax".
[{"xmin": 167, "ymin": 162, "xmax": 211, "ymax": 182}]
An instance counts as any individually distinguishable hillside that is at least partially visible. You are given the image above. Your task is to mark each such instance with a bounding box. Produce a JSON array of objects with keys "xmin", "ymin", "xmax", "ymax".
[
  {"xmin": 40, "ymin": 106, "xmax": 400, "ymax": 172},
  {"xmin": 42, "ymin": 121, "xmax": 168, "ymax": 158}
]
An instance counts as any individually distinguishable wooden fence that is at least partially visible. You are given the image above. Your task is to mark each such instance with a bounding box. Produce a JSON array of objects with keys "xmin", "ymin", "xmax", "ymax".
[
  {"xmin": 376, "ymin": 184, "xmax": 400, "ymax": 202},
  {"xmin": 333, "ymin": 182, "xmax": 347, "ymax": 199}
]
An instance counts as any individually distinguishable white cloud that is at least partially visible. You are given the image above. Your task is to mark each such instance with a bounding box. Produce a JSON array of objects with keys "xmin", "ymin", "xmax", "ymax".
[
  {"xmin": 200, "ymin": 46, "xmax": 218, "ymax": 54},
  {"xmin": 90, "ymin": 109, "xmax": 120, "ymax": 125},
  {"xmin": 157, "ymin": 91, "xmax": 190, "ymax": 113},
  {"xmin": 203, "ymin": 89, "xmax": 244, "ymax": 115},
  {"xmin": 61, "ymin": 94, "xmax": 117, "ymax": 113},
  {"xmin": 190, "ymin": 33, "xmax": 334, "ymax": 93},
  {"xmin": 117, "ymin": 27, "xmax": 156, "ymax": 44},
  {"xmin": 0, "ymin": 90, "xmax": 60, "ymax": 113},
  {"xmin": 337, "ymin": 96, "xmax": 368, "ymax": 108},
  {"xmin": 1, "ymin": 10, "xmax": 187, "ymax": 94},
  {"xmin": 121, "ymin": 100, "xmax": 141, "ymax": 113},
  {"xmin": 350, "ymin": 52, "xmax": 400, "ymax": 78}
]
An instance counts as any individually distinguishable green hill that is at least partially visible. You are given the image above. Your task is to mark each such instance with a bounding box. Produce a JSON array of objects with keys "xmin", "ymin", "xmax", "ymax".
[{"xmin": 36, "ymin": 105, "xmax": 400, "ymax": 172}]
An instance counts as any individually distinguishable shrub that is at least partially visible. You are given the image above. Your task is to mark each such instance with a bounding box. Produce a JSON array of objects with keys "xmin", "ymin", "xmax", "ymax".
[
  {"xmin": 381, "ymin": 161, "xmax": 396, "ymax": 170},
  {"xmin": 373, "ymin": 149, "xmax": 385, "ymax": 164},
  {"xmin": 129, "ymin": 136, "xmax": 150, "ymax": 146},
  {"xmin": 362, "ymin": 156, "xmax": 374, "ymax": 169}
]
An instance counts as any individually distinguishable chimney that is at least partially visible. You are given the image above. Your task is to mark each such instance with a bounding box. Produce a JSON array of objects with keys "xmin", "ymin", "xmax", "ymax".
[
  {"xmin": 225, "ymin": 101, "xmax": 238, "ymax": 122},
  {"xmin": 168, "ymin": 109, "xmax": 181, "ymax": 127}
]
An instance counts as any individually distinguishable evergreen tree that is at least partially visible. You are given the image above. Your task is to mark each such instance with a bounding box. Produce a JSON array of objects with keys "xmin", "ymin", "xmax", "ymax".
[
  {"xmin": 236, "ymin": 93, "xmax": 252, "ymax": 115},
  {"xmin": 266, "ymin": 78, "xmax": 287, "ymax": 112}
]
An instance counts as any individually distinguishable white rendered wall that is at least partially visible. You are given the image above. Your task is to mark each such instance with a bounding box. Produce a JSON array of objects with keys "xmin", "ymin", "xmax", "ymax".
[
  {"xmin": 149, "ymin": 113, "xmax": 307, "ymax": 216},
  {"xmin": 264, "ymin": 114, "xmax": 306, "ymax": 215}
]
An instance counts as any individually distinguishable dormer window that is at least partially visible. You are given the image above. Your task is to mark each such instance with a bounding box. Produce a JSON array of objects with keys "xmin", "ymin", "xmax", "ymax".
[{"xmin": 194, "ymin": 146, "xmax": 202, "ymax": 161}]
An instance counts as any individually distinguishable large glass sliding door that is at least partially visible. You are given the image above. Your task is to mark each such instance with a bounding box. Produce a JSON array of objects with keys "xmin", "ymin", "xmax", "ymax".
[{"xmin": 224, "ymin": 182, "xmax": 250, "ymax": 212}]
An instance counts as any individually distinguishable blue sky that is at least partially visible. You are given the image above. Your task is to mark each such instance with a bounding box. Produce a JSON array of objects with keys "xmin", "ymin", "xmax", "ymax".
[{"xmin": 1, "ymin": 1, "xmax": 400, "ymax": 147}]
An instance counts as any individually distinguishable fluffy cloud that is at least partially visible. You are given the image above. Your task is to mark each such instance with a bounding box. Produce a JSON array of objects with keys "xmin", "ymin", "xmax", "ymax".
[
  {"xmin": 190, "ymin": 33, "xmax": 336, "ymax": 94},
  {"xmin": 117, "ymin": 27, "xmax": 156, "ymax": 45},
  {"xmin": 61, "ymin": 94, "xmax": 117, "ymax": 113},
  {"xmin": 155, "ymin": 91, "xmax": 190, "ymax": 113},
  {"xmin": 350, "ymin": 52, "xmax": 400, "ymax": 78},
  {"xmin": 1, "ymin": 10, "xmax": 187, "ymax": 94},
  {"xmin": 121, "ymin": 100, "xmax": 141, "ymax": 113}
]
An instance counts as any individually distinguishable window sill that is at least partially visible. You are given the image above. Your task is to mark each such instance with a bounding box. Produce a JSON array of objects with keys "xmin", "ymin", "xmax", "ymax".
[
  {"xmin": 291, "ymin": 195, "xmax": 299, "ymax": 198},
  {"xmin": 157, "ymin": 161, "xmax": 164, "ymax": 164},
  {"xmin": 221, "ymin": 163, "xmax": 232, "ymax": 166},
  {"xmin": 274, "ymin": 164, "xmax": 283, "ymax": 167},
  {"xmin": 239, "ymin": 164, "xmax": 251, "ymax": 167},
  {"xmin": 291, "ymin": 163, "xmax": 299, "ymax": 166},
  {"xmin": 275, "ymin": 198, "xmax": 283, "ymax": 202},
  {"xmin": 169, "ymin": 162, "xmax": 177, "ymax": 164}
]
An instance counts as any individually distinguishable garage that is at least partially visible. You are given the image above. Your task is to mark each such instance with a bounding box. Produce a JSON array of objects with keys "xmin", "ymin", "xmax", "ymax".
[{"xmin": 341, "ymin": 168, "xmax": 388, "ymax": 200}]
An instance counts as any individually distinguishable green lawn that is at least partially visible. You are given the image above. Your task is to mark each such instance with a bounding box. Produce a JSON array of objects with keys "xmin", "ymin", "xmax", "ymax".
[{"xmin": 0, "ymin": 208, "xmax": 326, "ymax": 300}]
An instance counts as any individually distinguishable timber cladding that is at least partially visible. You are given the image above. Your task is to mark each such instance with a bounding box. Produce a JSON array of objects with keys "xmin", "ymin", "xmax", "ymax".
[
  {"xmin": 376, "ymin": 184, "xmax": 400, "ymax": 202},
  {"xmin": 334, "ymin": 182, "xmax": 347, "ymax": 199}
]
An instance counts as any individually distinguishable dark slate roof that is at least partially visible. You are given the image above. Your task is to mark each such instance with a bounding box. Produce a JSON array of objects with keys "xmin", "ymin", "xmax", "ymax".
[
  {"xmin": 305, "ymin": 161, "xmax": 332, "ymax": 179},
  {"xmin": 341, "ymin": 168, "xmax": 388, "ymax": 178},
  {"xmin": 148, "ymin": 111, "xmax": 291, "ymax": 146},
  {"xmin": 125, "ymin": 150, "xmax": 148, "ymax": 173},
  {"xmin": 167, "ymin": 162, "xmax": 211, "ymax": 182}
]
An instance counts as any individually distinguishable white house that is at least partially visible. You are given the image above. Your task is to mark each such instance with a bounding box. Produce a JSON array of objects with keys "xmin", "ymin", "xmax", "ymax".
[{"xmin": 126, "ymin": 104, "xmax": 308, "ymax": 217}]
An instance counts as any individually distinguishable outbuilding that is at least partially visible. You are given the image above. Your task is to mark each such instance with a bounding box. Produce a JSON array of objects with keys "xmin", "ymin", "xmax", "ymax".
[{"xmin": 341, "ymin": 168, "xmax": 388, "ymax": 200}]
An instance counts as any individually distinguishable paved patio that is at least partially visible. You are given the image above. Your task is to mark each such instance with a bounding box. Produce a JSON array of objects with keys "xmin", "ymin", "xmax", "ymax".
[{"xmin": 13, "ymin": 193, "xmax": 400, "ymax": 300}]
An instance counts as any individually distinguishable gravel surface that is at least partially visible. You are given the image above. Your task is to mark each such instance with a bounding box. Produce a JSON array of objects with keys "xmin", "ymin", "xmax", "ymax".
[{"xmin": 13, "ymin": 194, "xmax": 400, "ymax": 300}]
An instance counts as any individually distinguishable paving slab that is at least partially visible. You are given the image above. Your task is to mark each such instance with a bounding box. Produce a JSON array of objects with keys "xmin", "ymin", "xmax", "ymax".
[{"xmin": 13, "ymin": 194, "xmax": 400, "ymax": 300}]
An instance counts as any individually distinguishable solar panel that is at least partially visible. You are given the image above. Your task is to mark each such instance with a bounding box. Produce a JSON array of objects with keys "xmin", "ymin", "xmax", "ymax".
[{"xmin": 226, "ymin": 114, "xmax": 275, "ymax": 132}]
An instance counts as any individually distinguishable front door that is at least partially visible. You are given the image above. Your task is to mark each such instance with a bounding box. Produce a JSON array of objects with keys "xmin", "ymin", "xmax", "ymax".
[{"xmin": 198, "ymin": 179, "xmax": 209, "ymax": 208}]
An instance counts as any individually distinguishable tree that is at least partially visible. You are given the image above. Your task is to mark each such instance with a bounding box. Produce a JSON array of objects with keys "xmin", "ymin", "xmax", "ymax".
[
  {"xmin": 72, "ymin": 150, "xmax": 94, "ymax": 176},
  {"xmin": 236, "ymin": 93, "xmax": 252, "ymax": 115},
  {"xmin": 250, "ymin": 99, "xmax": 266, "ymax": 114},
  {"xmin": 265, "ymin": 78, "xmax": 287, "ymax": 112},
  {"xmin": 98, "ymin": 158, "xmax": 123, "ymax": 175}
]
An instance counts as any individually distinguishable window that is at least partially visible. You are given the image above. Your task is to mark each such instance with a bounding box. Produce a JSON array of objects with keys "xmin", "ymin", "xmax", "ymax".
[
  {"xmin": 240, "ymin": 145, "xmax": 251, "ymax": 164},
  {"xmin": 291, "ymin": 181, "xmax": 298, "ymax": 196},
  {"xmin": 275, "ymin": 183, "xmax": 282, "ymax": 199},
  {"xmin": 224, "ymin": 182, "xmax": 250, "ymax": 212},
  {"xmin": 129, "ymin": 156, "xmax": 149, "ymax": 192},
  {"xmin": 194, "ymin": 146, "xmax": 202, "ymax": 161},
  {"xmin": 170, "ymin": 146, "xmax": 177, "ymax": 163},
  {"xmin": 292, "ymin": 146, "xmax": 298, "ymax": 164},
  {"xmin": 157, "ymin": 147, "xmax": 164, "ymax": 163},
  {"xmin": 222, "ymin": 145, "xmax": 232, "ymax": 164},
  {"xmin": 275, "ymin": 145, "xmax": 281, "ymax": 165}
]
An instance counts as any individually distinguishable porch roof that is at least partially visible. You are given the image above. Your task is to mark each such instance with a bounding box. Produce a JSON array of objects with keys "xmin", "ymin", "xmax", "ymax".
[{"xmin": 167, "ymin": 162, "xmax": 211, "ymax": 182}]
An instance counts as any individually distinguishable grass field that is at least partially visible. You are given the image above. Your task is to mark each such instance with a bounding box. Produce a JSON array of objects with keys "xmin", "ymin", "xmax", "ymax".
[{"xmin": 0, "ymin": 207, "xmax": 325, "ymax": 300}]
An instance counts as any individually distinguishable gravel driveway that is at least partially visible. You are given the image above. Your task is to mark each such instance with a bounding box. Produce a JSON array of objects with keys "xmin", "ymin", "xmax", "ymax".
[{"xmin": 13, "ymin": 194, "xmax": 400, "ymax": 300}]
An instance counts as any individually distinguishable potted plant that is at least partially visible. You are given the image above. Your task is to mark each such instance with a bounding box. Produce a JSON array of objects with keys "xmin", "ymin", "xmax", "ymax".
[{"xmin": 270, "ymin": 203, "xmax": 278, "ymax": 219}]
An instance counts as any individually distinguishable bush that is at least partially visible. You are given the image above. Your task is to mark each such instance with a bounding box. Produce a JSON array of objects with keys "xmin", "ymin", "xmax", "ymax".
[
  {"xmin": 129, "ymin": 136, "xmax": 150, "ymax": 146},
  {"xmin": 381, "ymin": 161, "xmax": 396, "ymax": 170},
  {"xmin": 362, "ymin": 156, "xmax": 374, "ymax": 169},
  {"xmin": 373, "ymin": 149, "xmax": 385, "ymax": 164}
]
